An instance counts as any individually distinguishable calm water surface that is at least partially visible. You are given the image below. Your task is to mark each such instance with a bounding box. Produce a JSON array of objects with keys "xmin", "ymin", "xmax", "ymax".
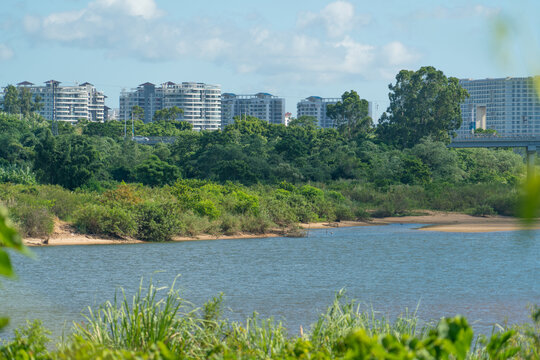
[{"xmin": 1, "ymin": 224, "xmax": 539, "ymax": 338}]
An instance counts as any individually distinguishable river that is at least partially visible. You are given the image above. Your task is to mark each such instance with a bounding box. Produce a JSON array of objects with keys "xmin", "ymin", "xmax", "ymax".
[{"xmin": 1, "ymin": 224, "xmax": 539, "ymax": 339}]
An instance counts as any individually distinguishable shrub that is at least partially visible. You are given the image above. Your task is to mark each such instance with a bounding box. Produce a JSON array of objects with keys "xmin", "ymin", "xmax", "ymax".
[
  {"xmin": 177, "ymin": 211, "xmax": 212, "ymax": 237},
  {"xmin": 325, "ymin": 190, "xmax": 346, "ymax": 203},
  {"xmin": 239, "ymin": 214, "xmax": 275, "ymax": 234},
  {"xmin": 470, "ymin": 204, "xmax": 496, "ymax": 217},
  {"xmin": 135, "ymin": 202, "xmax": 181, "ymax": 242},
  {"xmin": 0, "ymin": 320, "xmax": 50, "ymax": 359},
  {"xmin": 74, "ymin": 204, "xmax": 137, "ymax": 238},
  {"xmin": 219, "ymin": 213, "xmax": 241, "ymax": 235},
  {"xmin": 231, "ymin": 191, "xmax": 259, "ymax": 215},
  {"xmin": 40, "ymin": 186, "xmax": 85, "ymax": 220},
  {"xmin": 101, "ymin": 182, "xmax": 142, "ymax": 207},
  {"xmin": 194, "ymin": 199, "xmax": 220, "ymax": 220},
  {"xmin": 334, "ymin": 204, "xmax": 355, "ymax": 221},
  {"xmin": 11, "ymin": 203, "xmax": 54, "ymax": 237},
  {"xmin": 262, "ymin": 197, "xmax": 298, "ymax": 227},
  {"xmin": 0, "ymin": 165, "xmax": 37, "ymax": 185},
  {"xmin": 300, "ymin": 185, "xmax": 324, "ymax": 201}
]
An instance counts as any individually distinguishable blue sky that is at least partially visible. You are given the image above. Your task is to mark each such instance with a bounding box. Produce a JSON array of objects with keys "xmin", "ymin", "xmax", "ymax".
[{"xmin": 1, "ymin": 0, "xmax": 539, "ymax": 117}]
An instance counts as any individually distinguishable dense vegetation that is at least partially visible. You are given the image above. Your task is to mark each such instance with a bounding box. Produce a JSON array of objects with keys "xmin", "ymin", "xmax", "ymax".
[
  {"xmin": 0, "ymin": 283, "xmax": 538, "ymax": 359},
  {"xmin": 0, "ymin": 66, "xmax": 529, "ymax": 240},
  {"xmin": 0, "ymin": 67, "xmax": 538, "ymax": 359},
  {"xmin": 0, "ymin": 108, "xmax": 526, "ymax": 240}
]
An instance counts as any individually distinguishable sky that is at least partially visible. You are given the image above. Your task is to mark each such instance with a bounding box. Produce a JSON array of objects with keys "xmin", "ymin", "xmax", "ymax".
[{"xmin": 1, "ymin": 0, "xmax": 539, "ymax": 118}]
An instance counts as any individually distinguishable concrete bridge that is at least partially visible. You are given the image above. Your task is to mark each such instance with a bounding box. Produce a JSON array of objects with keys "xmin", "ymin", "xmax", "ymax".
[{"xmin": 449, "ymin": 135, "xmax": 540, "ymax": 172}]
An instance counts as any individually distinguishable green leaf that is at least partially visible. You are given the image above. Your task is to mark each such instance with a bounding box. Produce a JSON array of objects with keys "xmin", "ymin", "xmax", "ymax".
[
  {"xmin": 519, "ymin": 175, "xmax": 540, "ymax": 227},
  {"xmin": 0, "ymin": 249, "xmax": 14, "ymax": 277},
  {"xmin": 0, "ymin": 317, "xmax": 8, "ymax": 330}
]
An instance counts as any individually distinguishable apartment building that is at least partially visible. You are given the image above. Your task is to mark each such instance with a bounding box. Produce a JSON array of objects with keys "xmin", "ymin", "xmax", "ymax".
[
  {"xmin": 119, "ymin": 82, "xmax": 221, "ymax": 131},
  {"xmin": 221, "ymin": 93, "xmax": 285, "ymax": 128},
  {"xmin": 457, "ymin": 77, "xmax": 540, "ymax": 137},
  {"xmin": 296, "ymin": 96, "xmax": 375, "ymax": 128},
  {"xmin": 6, "ymin": 80, "xmax": 106, "ymax": 123},
  {"xmin": 296, "ymin": 96, "xmax": 340, "ymax": 128}
]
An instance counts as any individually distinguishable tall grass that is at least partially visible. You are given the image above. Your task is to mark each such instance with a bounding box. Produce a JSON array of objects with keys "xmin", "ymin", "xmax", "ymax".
[
  {"xmin": 74, "ymin": 278, "xmax": 185, "ymax": 351},
  {"xmin": 2, "ymin": 281, "xmax": 538, "ymax": 359}
]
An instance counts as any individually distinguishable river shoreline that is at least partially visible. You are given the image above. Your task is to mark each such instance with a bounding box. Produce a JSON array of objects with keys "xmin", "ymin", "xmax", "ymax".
[{"xmin": 23, "ymin": 212, "xmax": 539, "ymax": 247}]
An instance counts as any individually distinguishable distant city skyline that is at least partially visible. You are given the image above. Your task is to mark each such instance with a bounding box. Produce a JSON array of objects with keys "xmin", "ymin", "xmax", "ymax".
[{"xmin": 1, "ymin": 0, "xmax": 538, "ymax": 118}]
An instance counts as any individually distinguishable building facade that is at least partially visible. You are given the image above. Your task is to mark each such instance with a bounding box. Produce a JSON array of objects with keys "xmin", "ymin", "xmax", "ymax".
[
  {"xmin": 221, "ymin": 93, "xmax": 285, "ymax": 128},
  {"xmin": 119, "ymin": 82, "xmax": 221, "ymax": 131},
  {"xmin": 297, "ymin": 96, "xmax": 375, "ymax": 128},
  {"xmin": 296, "ymin": 96, "xmax": 340, "ymax": 128},
  {"xmin": 457, "ymin": 77, "xmax": 540, "ymax": 137},
  {"xmin": 4, "ymin": 81, "xmax": 106, "ymax": 123}
]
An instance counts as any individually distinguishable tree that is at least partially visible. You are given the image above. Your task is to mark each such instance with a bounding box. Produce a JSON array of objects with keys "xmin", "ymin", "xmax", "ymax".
[
  {"xmin": 377, "ymin": 66, "xmax": 469, "ymax": 148},
  {"xmin": 34, "ymin": 134, "xmax": 101, "ymax": 189},
  {"xmin": 289, "ymin": 115, "xmax": 318, "ymax": 129},
  {"xmin": 18, "ymin": 88, "xmax": 34, "ymax": 117},
  {"xmin": 326, "ymin": 90, "xmax": 372, "ymax": 138},
  {"xmin": 133, "ymin": 155, "xmax": 181, "ymax": 186},
  {"xmin": 2, "ymin": 85, "xmax": 20, "ymax": 114},
  {"xmin": 132, "ymin": 106, "xmax": 144, "ymax": 121},
  {"xmin": 153, "ymin": 106, "xmax": 183, "ymax": 122}
]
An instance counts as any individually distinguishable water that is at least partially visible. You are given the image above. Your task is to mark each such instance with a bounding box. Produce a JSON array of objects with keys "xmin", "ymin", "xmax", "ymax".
[{"xmin": 1, "ymin": 224, "xmax": 539, "ymax": 339}]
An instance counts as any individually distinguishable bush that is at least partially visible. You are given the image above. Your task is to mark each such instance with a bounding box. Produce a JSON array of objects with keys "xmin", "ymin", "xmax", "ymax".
[
  {"xmin": 41, "ymin": 186, "xmax": 85, "ymax": 220},
  {"xmin": 470, "ymin": 204, "xmax": 496, "ymax": 217},
  {"xmin": 219, "ymin": 213, "xmax": 241, "ymax": 235},
  {"xmin": 10, "ymin": 203, "xmax": 54, "ymax": 237},
  {"xmin": 136, "ymin": 202, "xmax": 181, "ymax": 242},
  {"xmin": 300, "ymin": 185, "xmax": 324, "ymax": 201},
  {"xmin": 74, "ymin": 204, "xmax": 137, "ymax": 238},
  {"xmin": 231, "ymin": 191, "xmax": 259, "ymax": 215},
  {"xmin": 194, "ymin": 199, "xmax": 220, "ymax": 220},
  {"xmin": 334, "ymin": 204, "xmax": 355, "ymax": 221},
  {"xmin": 0, "ymin": 165, "xmax": 37, "ymax": 185},
  {"xmin": 0, "ymin": 320, "xmax": 50, "ymax": 359},
  {"xmin": 177, "ymin": 211, "xmax": 212, "ymax": 237},
  {"xmin": 240, "ymin": 214, "xmax": 275, "ymax": 234}
]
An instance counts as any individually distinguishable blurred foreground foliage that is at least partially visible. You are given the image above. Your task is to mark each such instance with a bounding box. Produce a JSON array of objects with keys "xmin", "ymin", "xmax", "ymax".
[{"xmin": 0, "ymin": 284, "xmax": 538, "ymax": 359}]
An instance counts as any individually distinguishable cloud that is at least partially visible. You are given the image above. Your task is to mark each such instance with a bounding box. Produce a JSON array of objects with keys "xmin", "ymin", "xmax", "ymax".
[
  {"xmin": 382, "ymin": 41, "xmax": 420, "ymax": 66},
  {"xmin": 0, "ymin": 43, "xmax": 14, "ymax": 60},
  {"xmin": 21, "ymin": 0, "xmax": 419, "ymax": 83},
  {"xmin": 91, "ymin": 0, "xmax": 163, "ymax": 19},
  {"xmin": 298, "ymin": 1, "xmax": 369, "ymax": 38},
  {"xmin": 413, "ymin": 4, "xmax": 500, "ymax": 20}
]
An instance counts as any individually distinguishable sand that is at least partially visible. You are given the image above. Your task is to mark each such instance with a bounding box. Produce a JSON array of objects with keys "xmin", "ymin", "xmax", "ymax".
[{"xmin": 22, "ymin": 212, "xmax": 539, "ymax": 247}]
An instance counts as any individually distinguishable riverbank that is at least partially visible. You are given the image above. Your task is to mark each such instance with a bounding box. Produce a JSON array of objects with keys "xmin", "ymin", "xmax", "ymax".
[{"xmin": 22, "ymin": 213, "xmax": 539, "ymax": 247}]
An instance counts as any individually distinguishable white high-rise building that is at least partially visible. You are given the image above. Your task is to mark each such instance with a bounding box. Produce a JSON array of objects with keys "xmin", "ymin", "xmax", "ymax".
[
  {"xmin": 296, "ymin": 96, "xmax": 375, "ymax": 128},
  {"xmin": 120, "ymin": 82, "xmax": 221, "ymax": 131},
  {"xmin": 457, "ymin": 77, "xmax": 540, "ymax": 137},
  {"xmin": 221, "ymin": 93, "xmax": 285, "ymax": 128},
  {"xmin": 296, "ymin": 96, "xmax": 340, "ymax": 128},
  {"xmin": 4, "ymin": 80, "xmax": 106, "ymax": 123}
]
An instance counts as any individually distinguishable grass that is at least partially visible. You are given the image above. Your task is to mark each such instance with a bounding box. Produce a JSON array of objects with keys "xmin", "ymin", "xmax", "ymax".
[{"xmin": 1, "ymin": 281, "xmax": 537, "ymax": 359}]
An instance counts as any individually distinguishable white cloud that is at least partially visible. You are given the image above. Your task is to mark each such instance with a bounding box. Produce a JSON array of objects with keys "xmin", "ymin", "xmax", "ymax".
[
  {"xmin": 0, "ymin": 43, "xmax": 14, "ymax": 60},
  {"xmin": 21, "ymin": 0, "xmax": 420, "ymax": 83},
  {"xmin": 91, "ymin": 0, "xmax": 163, "ymax": 19},
  {"xmin": 298, "ymin": 1, "xmax": 369, "ymax": 38},
  {"xmin": 414, "ymin": 4, "xmax": 500, "ymax": 19},
  {"xmin": 382, "ymin": 41, "xmax": 420, "ymax": 66}
]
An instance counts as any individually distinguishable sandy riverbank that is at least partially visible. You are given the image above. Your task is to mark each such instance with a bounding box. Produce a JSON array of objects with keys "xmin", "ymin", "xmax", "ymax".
[
  {"xmin": 375, "ymin": 212, "xmax": 540, "ymax": 232},
  {"xmin": 23, "ymin": 213, "xmax": 539, "ymax": 247}
]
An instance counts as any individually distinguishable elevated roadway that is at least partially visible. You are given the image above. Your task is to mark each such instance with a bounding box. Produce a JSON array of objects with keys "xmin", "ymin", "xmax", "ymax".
[{"xmin": 450, "ymin": 135, "xmax": 540, "ymax": 173}]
